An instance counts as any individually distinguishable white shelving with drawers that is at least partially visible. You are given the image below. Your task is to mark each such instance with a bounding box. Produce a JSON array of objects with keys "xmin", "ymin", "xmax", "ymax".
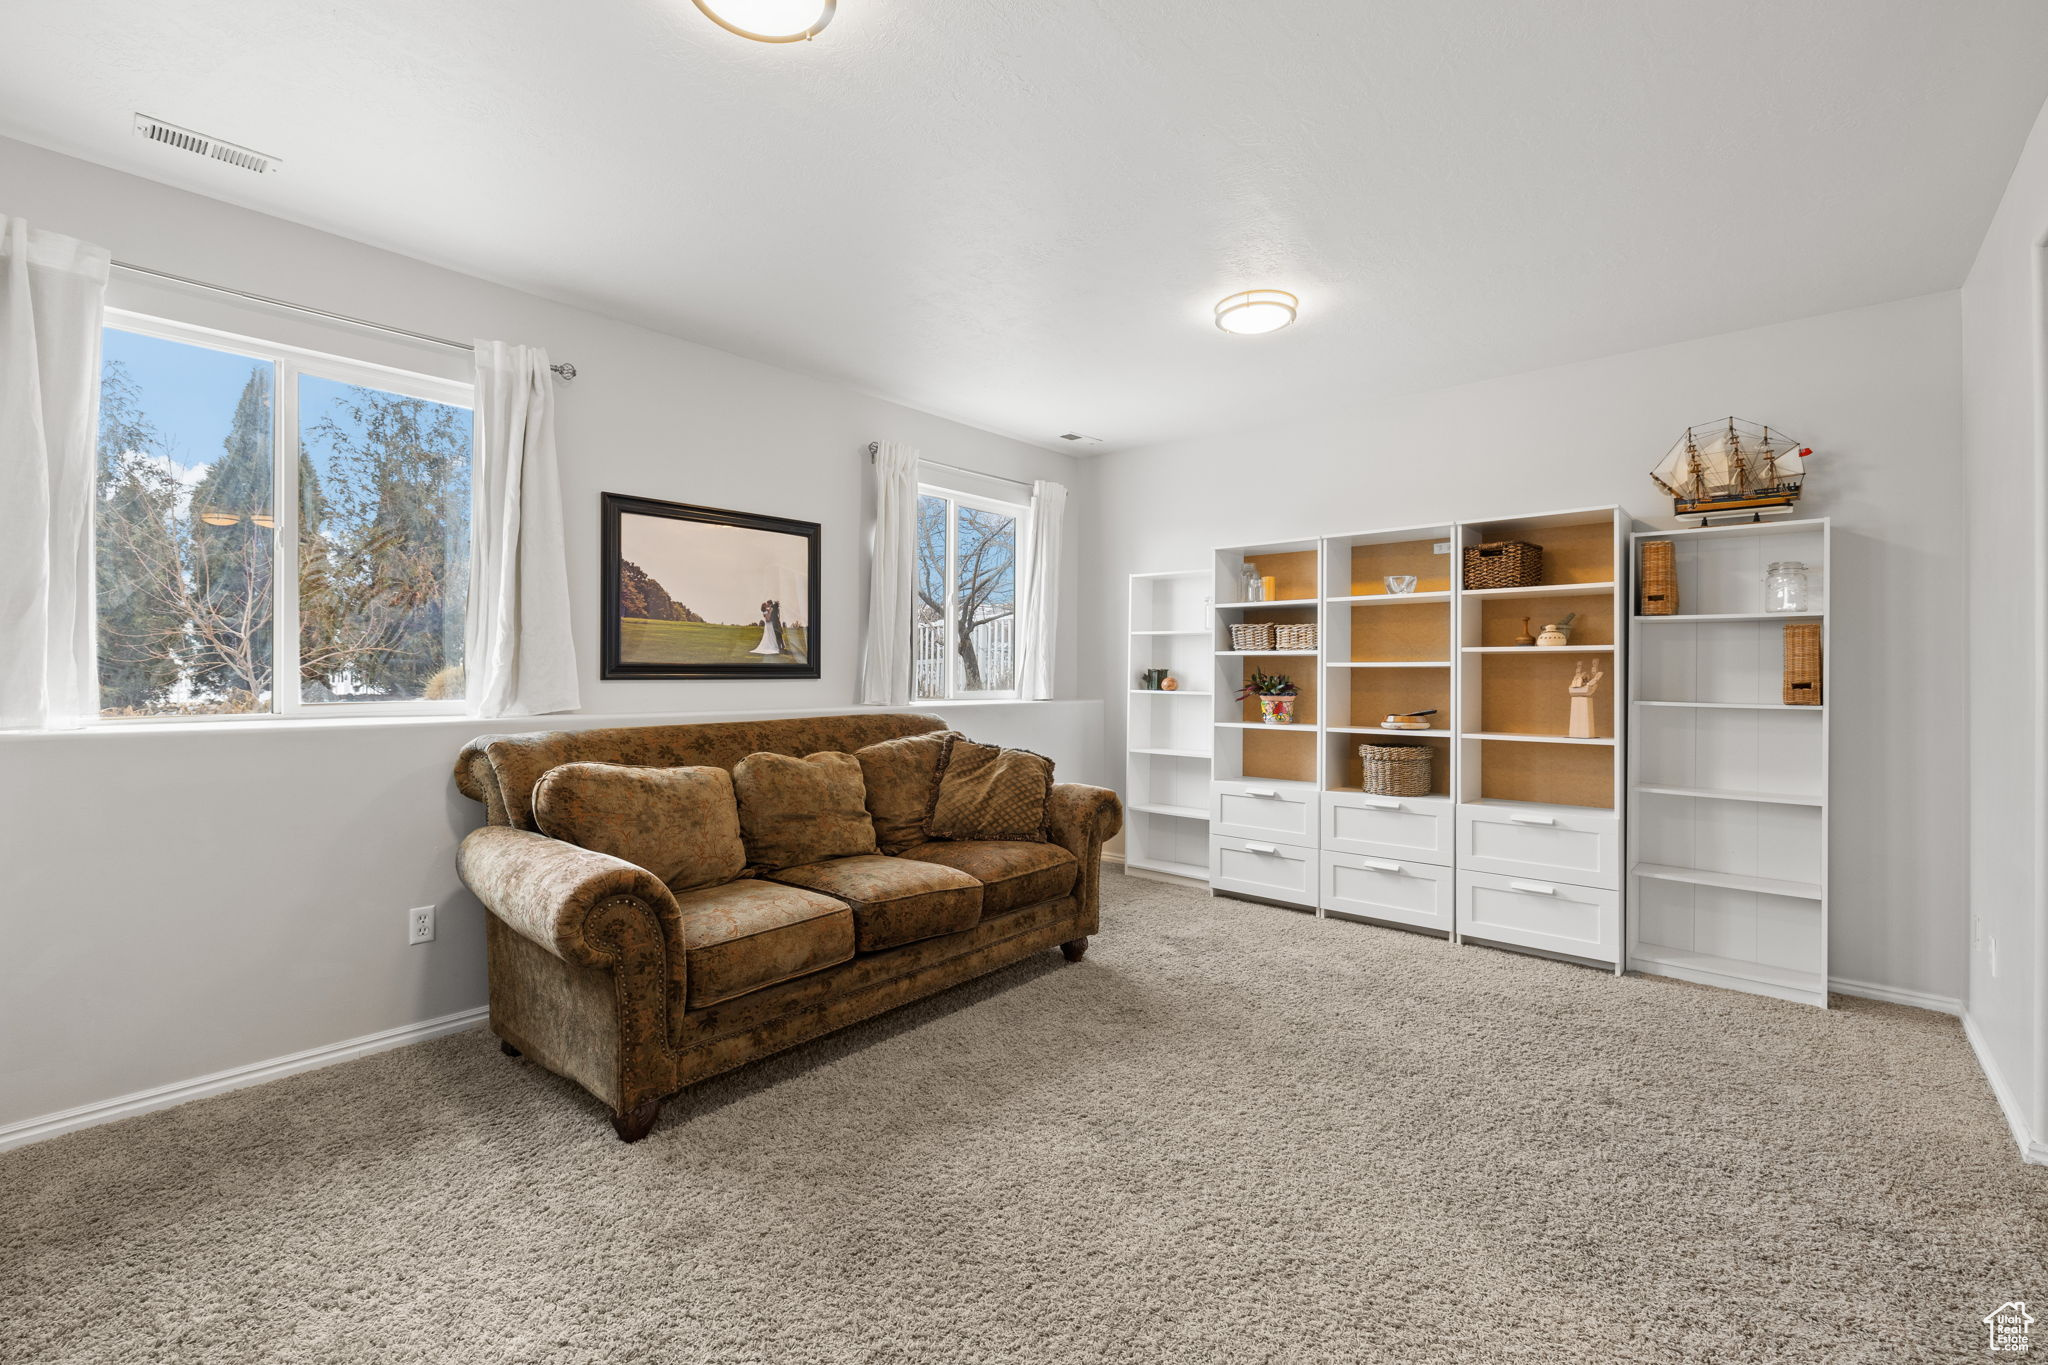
[
  {"xmin": 1207, "ymin": 540, "xmax": 1322, "ymax": 906},
  {"xmin": 1124, "ymin": 570, "xmax": 1213, "ymax": 884},
  {"xmin": 1626, "ymin": 518, "xmax": 1831, "ymax": 1006}
]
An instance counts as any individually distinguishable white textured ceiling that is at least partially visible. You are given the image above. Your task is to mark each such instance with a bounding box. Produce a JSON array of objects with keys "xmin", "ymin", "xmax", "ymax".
[{"xmin": 4, "ymin": 1, "xmax": 2047, "ymax": 452}]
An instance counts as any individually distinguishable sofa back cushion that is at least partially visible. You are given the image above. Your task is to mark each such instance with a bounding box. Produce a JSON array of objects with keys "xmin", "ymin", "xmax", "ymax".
[
  {"xmin": 733, "ymin": 750, "xmax": 879, "ymax": 871},
  {"xmin": 532, "ymin": 762, "xmax": 747, "ymax": 892},
  {"xmin": 924, "ymin": 738, "xmax": 1055, "ymax": 843},
  {"xmin": 855, "ymin": 729, "xmax": 964, "ymax": 855},
  {"xmin": 454, "ymin": 713, "xmax": 949, "ymax": 830}
]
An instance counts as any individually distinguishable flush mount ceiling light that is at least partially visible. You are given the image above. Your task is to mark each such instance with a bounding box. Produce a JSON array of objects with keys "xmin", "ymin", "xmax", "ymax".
[
  {"xmin": 691, "ymin": 0, "xmax": 835, "ymax": 42},
  {"xmin": 1214, "ymin": 289, "xmax": 1299, "ymax": 336}
]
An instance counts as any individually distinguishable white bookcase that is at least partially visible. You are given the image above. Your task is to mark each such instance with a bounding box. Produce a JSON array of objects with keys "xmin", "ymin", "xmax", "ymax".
[
  {"xmin": 1201, "ymin": 508, "xmax": 1630, "ymax": 973},
  {"xmin": 1124, "ymin": 570, "xmax": 1214, "ymax": 883},
  {"xmin": 1626, "ymin": 518, "xmax": 1831, "ymax": 1006}
]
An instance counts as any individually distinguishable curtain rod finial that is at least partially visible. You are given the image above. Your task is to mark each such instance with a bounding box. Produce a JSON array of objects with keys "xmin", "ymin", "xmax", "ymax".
[{"xmin": 550, "ymin": 362, "xmax": 576, "ymax": 382}]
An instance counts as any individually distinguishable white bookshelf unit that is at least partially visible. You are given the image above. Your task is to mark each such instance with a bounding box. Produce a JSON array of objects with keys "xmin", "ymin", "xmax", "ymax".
[
  {"xmin": 1626, "ymin": 518, "xmax": 1830, "ymax": 1006},
  {"xmin": 1208, "ymin": 539, "xmax": 1323, "ymax": 908},
  {"xmin": 1454, "ymin": 508, "xmax": 1629, "ymax": 969},
  {"xmin": 1200, "ymin": 508, "xmax": 1629, "ymax": 973},
  {"xmin": 1125, "ymin": 571, "xmax": 1214, "ymax": 884}
]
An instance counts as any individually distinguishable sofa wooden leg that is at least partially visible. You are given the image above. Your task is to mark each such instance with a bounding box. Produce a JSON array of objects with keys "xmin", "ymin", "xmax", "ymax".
[
  {"xmin": 611, "ymin": 1099, "xmax": 662, "ymax": 1143},
  {"xmin": 499, "ymin": 1039, "xmax": 522, "ymax": 1058},
  {"xmin": 1060, "ymin": 937, "xmax": 1088, "ymax": 963}
]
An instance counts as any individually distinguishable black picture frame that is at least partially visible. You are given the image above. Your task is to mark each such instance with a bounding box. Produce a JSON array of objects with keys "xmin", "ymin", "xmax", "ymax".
[{"xmin": 600, "ymin": 492, "xmax": 822, "ymax": 680}]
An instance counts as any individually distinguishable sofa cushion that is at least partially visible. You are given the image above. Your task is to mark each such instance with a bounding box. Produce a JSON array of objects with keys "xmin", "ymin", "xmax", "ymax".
[
  {"xmin": 732, "ymin": 750, "xmax": 878, "ymax": 871},
  {"xmin": 532, "ymin": 762, "xmax": 746, "ymax": 893},
  {"xmin": 765, "ymin": 854, "xmax": 982, "ymax": 952},
  {"xmin": 672, "ymin": 879, "xmax": 855, "ymax": 1008},
  {"xmin": 899, "ymin": 840, "xmax": 1079, "ymax": 916},
  {"xmin": 925, "ymin": 738, "xmax": 1055, "ymax": 843},
  {"xmin": 855, "ymin": 729, "xmax": 963, "ymax": 854}
]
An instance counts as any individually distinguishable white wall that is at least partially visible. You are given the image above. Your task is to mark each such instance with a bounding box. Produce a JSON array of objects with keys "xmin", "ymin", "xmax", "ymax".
[
  {"xmin": 1961, "ymin": 95, "xmax": 2048, "ymax": 1159},
  {"xmin": 0, "ymin": 136, "xmax": 1101, "ymax": 1133},
  {"xmin": 1086, "ymin": 292, "xmax": 1970, "ymax": 1006}
]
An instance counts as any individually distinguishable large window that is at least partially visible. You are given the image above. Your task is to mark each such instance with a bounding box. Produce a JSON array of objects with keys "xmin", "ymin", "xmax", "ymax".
[
  {"xmin": 915, "ymin": 485, "xmax": 1028, "ymax": 700},
  {"xmin": 94, "ymin": 314, "xmax": 473, "ymax": 718}
]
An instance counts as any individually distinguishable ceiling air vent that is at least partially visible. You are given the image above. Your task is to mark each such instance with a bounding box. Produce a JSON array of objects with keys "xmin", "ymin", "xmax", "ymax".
[
  {"xmin": 133, "ymin": 114, "xmax": 280, "ymax": 175},
  {"xmin": 1057, "ymin": 432, "xmax": 1103, "ymax": 445}
]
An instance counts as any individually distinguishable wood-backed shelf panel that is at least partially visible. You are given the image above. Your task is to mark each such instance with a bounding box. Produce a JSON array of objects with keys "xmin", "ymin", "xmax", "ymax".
[
  {"xmin": 1475, "ymin": 651, "xmax": 1614, "ymax": 740},
  {"xmin": 1241, "ymin": 550, "xmax": 1320, "ymax": 603},
  {"xmin": 1465, "ymin": 516, "xmax": 1616, "ymax": 587},
  {"xmin": 1473, "ymin": 591, "xmax": 1613, "ymax": 648},
  {"xmin": 1330, "ymin": 732, "xmax": 1451, "ymax": 797},
  {"xmin": 1346, "ymin": 538, "xmax": 1453, "ymax": 595},
  {"xmin": 1473, "ymin": 736, "xmax": 1615, "ymax": 808},
  {"xmin": 1346, "ymin": 600, "xmax": 1450, "ymax": 663}
]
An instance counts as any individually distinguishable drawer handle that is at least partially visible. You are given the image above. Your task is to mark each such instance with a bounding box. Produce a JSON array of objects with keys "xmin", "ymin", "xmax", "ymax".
[
  {"xmin": 1363, "ymin": 799, "xmax": 1403, "ymax": 811},
  {"xmin": 1244, "ymin": 842, "xmax": 1280, "ymax": 855},
  {"xmin": 1508, "ymin": 814, "xmax": 1557, "ymax": 826},
  {"xmin": 1362, "ymin": 858, "xmax": 1402, "ymax": 872},
  {"xmin": 1510, "ymin": 880, "xmax": 1558, "ymax": 895},
  {"xmin": 1244, "ymin": 788, "xmax": 1280, "ymax": 799}
]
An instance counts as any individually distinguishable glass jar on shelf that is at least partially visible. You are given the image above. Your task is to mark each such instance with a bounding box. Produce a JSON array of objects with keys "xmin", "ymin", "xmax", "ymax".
[
  {"xmin": 1764, "ymin": 561, "xmax": 1810, "ymax": 613},
  {"xmin": 1241, "ymin": 562, "xmax": 1264, "ymax": 602}
]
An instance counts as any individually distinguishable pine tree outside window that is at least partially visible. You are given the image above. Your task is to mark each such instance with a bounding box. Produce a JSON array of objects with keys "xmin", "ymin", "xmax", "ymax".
[{"xmin": 94, "ymin": 312, "xmax": 474, "ymax": 719}]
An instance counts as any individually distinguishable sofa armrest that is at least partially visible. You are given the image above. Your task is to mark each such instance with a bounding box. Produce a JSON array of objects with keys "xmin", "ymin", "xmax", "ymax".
[
  {"xmin": 1047, "ymin": 783, "xmax": 1122, "ymax": 863},
  {"xmin": 457, "ymin": 825, "xmax": 683, "ymax": 972}
]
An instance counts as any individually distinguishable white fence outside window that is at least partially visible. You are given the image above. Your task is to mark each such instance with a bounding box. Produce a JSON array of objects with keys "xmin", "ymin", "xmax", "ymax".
[{"xmin": 915, "ymin": 614, "xmax": 1015, "ymax": 698}]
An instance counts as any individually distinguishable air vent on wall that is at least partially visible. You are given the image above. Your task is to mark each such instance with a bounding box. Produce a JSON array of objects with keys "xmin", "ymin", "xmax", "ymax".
[{"xmin": 133, "ymin": 114, "xmax": 280, "ymax": 175}]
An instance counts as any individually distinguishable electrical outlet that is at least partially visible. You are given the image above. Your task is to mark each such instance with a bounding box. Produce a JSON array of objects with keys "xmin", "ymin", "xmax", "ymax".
[
  {"xmin": 407, "ymin": 905, "xmax": 436, "ymax": 945},
  {"xmin": 1433, "ymin": 541, "xmax": 1452, "ymax": 554}
]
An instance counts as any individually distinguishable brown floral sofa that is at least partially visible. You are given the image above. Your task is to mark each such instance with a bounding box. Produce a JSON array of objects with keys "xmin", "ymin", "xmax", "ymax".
[{"xmin": 454, "ymin": 712, "xmax": 1121, "ymax": 1141}]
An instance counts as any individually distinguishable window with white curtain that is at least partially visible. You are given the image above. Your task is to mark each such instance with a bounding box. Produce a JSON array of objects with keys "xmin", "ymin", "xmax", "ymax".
[
  {"xmin": 94, "ymin": 310, "xmax": 474, "ymax": 719},
  {"xmin": 914, "ymin": 483, "xmax": 1031, "ymax": 700}
]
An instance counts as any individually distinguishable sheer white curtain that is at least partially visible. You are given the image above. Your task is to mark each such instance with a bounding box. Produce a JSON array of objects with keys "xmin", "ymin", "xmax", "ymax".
[
  {"xmin": 468, "ymin": 340, "xmax": 579, "ymax": 717},
  {"xmin": 1018, "ymin": 479, "xmax": 1066, "ymax": 700},
  {"xmin": 0, "ymin": 218, "xmax": 109, "ymax": 730},
  {"xmin": 859, "ymin": 441, "xmax": 920, "ymax": 705}
]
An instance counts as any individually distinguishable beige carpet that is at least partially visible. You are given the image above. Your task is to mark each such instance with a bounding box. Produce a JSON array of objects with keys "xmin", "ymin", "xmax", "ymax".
[{"xmin": 5, "ymin": 870, "xmax": 2043, "ymax": 1364}]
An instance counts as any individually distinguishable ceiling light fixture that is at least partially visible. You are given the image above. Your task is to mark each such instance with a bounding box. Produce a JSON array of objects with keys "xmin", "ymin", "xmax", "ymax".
[
  {"xmin": 691, "ymin": 0, "xmax": 835, "ymax": 42},
  {"xmin": 1214, "ymin": 289, "xmax": 1299, "ymax": 336}
]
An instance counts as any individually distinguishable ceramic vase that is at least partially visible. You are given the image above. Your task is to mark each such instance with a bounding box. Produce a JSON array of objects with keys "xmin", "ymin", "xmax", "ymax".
[{"xmin": 1259, "ymin": 695, "xmax": 1297, "ymax": 725}]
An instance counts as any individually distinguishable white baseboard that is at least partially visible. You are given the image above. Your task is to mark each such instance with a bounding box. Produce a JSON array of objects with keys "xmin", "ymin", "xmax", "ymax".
[
  {"xmin": 1826, "ymin": 976, "xmax": 1964, "ymax": 1016},
  {"xmin": 1101, "ymin": 851, "xmax": 1124, "ymax": 865},
  {"xmin": 1962, "ymin": 1011, "xmax": 2048, "ymax": 1166},
  {"xmin": 0, "ymin": 1005, "xmax": 488, "ymax": 1154}
]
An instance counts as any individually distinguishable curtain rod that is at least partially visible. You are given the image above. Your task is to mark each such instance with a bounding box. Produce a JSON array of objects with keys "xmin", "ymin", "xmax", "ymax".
[
  {"xmin": 109, "ymin": 260, "xmax": 577, "ymax": 381},
  {"xmin": 865, "ymin": 441, "xmax": 1033, "ymax": 494}
]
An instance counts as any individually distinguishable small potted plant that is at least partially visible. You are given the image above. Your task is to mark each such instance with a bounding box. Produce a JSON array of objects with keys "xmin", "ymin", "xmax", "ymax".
[{"xmin": 1237, "ymin": 669, "xmax": 1301, "ymax": 724}]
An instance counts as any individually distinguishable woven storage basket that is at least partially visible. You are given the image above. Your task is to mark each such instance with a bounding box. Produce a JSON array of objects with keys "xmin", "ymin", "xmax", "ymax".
[
  {"xmin": 1639, "ymin": 540, "xmax": 1677, "ymax": 616},
  {"xmin": 1463, "ymin": 541, "xmax": 1543, "ymax": 590},
  {"xmin": 1782, "ymin": 622, "xmax": 1822, "ymax": 705},
  {"xmin": 1228, "ymin": 622, "xmax": 1275, "ymax": 651},
  {"xmin": 1273, "ymin": 623, "xmax": 1319, "ymax": 650},
  {"xmin": 1358, "ymin": 744, "xmax": 1433, "ymax": 797}
]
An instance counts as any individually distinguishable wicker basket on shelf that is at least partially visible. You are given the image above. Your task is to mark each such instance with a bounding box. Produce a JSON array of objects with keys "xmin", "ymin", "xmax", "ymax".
[
  {"xmin": 1639, "ymin": 540, "xmax": 1677, "ymax": 615},
  {"xmin": 1273, "ymin": 623, "xmax": 1319, "ymax": 650},
  {"xmin": 1782, "ymin": 621, "xmax": 1822, "ymax": 705},
  {"xmin": 1358, "ymin": 744, "xmax": 1433, "ymax": 797},
  {"xmin": 1463, "ymin": 541, "xmax": 1543, "ymax": 590},
  {"xmin": 1228, "ymin": 622, "xmax": 1275, "ymax": 651}
]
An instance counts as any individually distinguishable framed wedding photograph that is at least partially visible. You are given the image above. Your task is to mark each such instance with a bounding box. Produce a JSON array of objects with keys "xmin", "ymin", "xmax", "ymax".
[{"xmin": 600, "ymin": 492, "xmax": 822, "ymax": 680}]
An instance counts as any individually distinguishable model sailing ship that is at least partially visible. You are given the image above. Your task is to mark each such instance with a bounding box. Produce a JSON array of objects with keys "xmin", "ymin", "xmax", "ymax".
[{"xmin": 1650, "ymin": 417, "xmax": 1813, "ymax": 524}]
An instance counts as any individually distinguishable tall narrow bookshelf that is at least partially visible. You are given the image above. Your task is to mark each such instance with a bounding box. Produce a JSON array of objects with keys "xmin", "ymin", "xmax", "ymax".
[
  {"xmin": 1318, "ymin": 524, "xmax": 1458, "ymax": 933},
  {"xmin": 1626, "ymin": 518, "xmax": 1831, "ymax": 1006},
  {"xmin": 1454, "ymin": 507, "xmax": 1628, "ymax": 969},
  {"xmin": 1208, "ymin": 539, "xmax": 1322, "ymax": 908},
  {"xmin": 1125, "ymin": 570, "xmax": 1213, "ymax": 884}
]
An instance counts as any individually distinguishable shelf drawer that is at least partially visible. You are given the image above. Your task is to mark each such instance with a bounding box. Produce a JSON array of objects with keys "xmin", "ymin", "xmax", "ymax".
[
  {"xmin": 1323, "ymin": 792, "xmax": 1452, "ymax": 865},
  {"xmin": 1456, "ymin": 803, "xmax": 1619, "ymax": 889},
  {"xmin": 1321, "ymin": 852, "xmax": 1452, "ymax": 932},
  {"xmin": 1211, "ymin": 780, "xmax": 1318, "ymax": 844},
  {"xmin": 1210, "ymin": 835, "xmax": 1317, "ymax": 907},
  {"xmin": 1457, "ymin": 870, "xmax": 1620, "ymax": 965}
]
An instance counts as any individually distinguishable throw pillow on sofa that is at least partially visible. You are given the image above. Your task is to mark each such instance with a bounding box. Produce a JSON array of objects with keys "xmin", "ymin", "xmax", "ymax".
[
  {"xmin": 924, "ymin": 738, "xmax": 1054, "ymax": 843},
  {"xmin": 533, "ymin": 762, "xmax": 747, "ymax": 892},
  {"xmin": 733, "ymin": 750, "xmax": 879, "ymax": 871},
  {"xmin": 854, "ymin": 729, "xmax": 963, "ymax": 854}
]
